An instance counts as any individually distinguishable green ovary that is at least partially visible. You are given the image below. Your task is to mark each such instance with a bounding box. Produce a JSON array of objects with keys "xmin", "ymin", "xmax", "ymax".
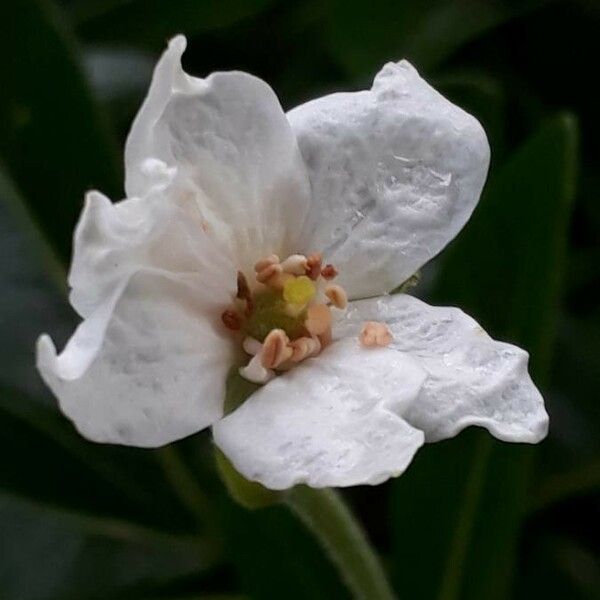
[{"xmin": 243, "ymin": 291, "xmax": 307, "ymax": 342}]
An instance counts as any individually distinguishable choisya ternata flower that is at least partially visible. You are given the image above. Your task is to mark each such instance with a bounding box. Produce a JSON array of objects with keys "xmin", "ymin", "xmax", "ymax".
[{"xmin": 36, "ymin": 36, "xmax": 548, "ymax": 490}]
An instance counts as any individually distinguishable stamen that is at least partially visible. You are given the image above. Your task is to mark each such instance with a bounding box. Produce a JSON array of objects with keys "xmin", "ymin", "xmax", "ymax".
[
  {"xmin": 261, "ymin": 329, "xmax": 293, "ymax": 369},
  {"xmin": 240, "ymin": 353, "xmax": 274, "ymax": 384},
  {"xmin": 230, "ymin": 252, "xmax": 349, "ymax": 384},
  {"xmin": 359, "ymin": 321, "xmax": 393, "ymax": 347},
  {"xmin": 305, "ymin": 253, "xmax": 322, "ymax": 280},
  {"xmin": 242, "ymin": 336, "xmax": 262, "ymax": 356},
  {"xmin": 325, "ymin": 284, "xmax": 348, "ymax": 309},
  {"xmin": 305, "ymin": 304, "xmax": 332, "ymax": 336},
  {"xmin": 319, "ymin": 328, "xmax": 332, "ymax": 348},
  {"xmin": 236, "ymin": 271, "xmax": 251, "ymax": 300},
  {"xmin": 236, "ymin": 271, "xmax": 254, "ymax": 314},
  {"xmin": 321, "ymin": 264, "xmax": 338, "ymax": 280},
  {"xmin": 256, "ymin": 262, "xmax": 284, "ymax": 285},
  {"xmin": 290, "ymin": 336, "xmax": 321, "ymax": 362},
  {"xmin": 281, "ymin": 254, "xmax": 308, "ymax": 275},
  {"xmin": 221, "ymin": 309, "xmax": 242, "ymax": 330},
  {"xmin": 254, "ymin": 254, "xmax": 280, "ymax": 272}
]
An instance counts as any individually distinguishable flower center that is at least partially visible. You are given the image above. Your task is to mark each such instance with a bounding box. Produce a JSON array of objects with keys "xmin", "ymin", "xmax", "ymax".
[{"xmin": 221, "ymin": 252, "xmax": 347, "ymax": 384}]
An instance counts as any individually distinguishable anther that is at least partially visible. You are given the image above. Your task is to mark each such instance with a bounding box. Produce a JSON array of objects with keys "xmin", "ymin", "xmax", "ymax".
[
  {"xmin": 261, "ymin": 329, "xmax": 293, "ymax": 369},
  {"xmin": 236, "ymin": 271, "xmax": 254, "ymax": 314},
  {"xmin": 281, "ymin": 254, "xmax": 308, "ymax": 275},
  {"xmin": 290, "ymin": 336, "xmax": 321, "ymax": 362},
  {"xmin": 321, "ymin": 264, "xmax": 338, "ymax": 280},
  {"xmin": 359, "ymin": 321, "xmax": 393, "ymax": 347},
  {"xmin": 305, "ymin": 304, "xmax": 332, "ymax": 336},
  {"xmin": 254, "ymin": 254, "xmax": 280, "ymax": 272},
  {"xmin": 242, "ymin": 336, "xmax": 262, "ymax": 356},
  {"xmin": 305, "ymin": 253, "xmax": 322, "ymax": 280},
  {"xmin": 256, "ymin": 262, "xmax": 284, "ymax": 284},
  {"xmin": 236, "ymin": 271, "xmax": 251, "ymax": 300},
  {"xmin": 221, "ymin": 309, "xmax": 242, "ymax": 330},
  {"xmin": 240, "ymin": 353, "xmax": 274, "ymax": 384},
  {"xmin": 325, "ymin": 284, "xmax": 348, "ymax": 309}
]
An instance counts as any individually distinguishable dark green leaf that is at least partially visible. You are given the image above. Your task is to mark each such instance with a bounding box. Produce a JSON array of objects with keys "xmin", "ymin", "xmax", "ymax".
[
  {"xmin": 324, "ymin": 0, "xmax": 549, "ymax": 76},
  {"xmin": 433, "ymin": 114, "xmax": 578, "ymax": 378},
  {"xmin": 391, "ymin": 114, "xmax": 578, "ymax": 600},
  {"xmin": 516, "ymin": 535, "xmax": 600, "ymax": 600},
  {"xmin": 434, "ymin": 71, "xmax": 508, "ymax": 163},
  {"xmin": 0, "ymin": 494, "xmax": 214, "ymax": 600},
  {"xmin": 72, "ymin": 0, "xmax": 280, "ymax": 46},
  {"xmin": 0, "ymin": 384, "xmax": 200, "ymax": 532},
  {"xmin": 0, "ymin": 161, "xmax": 72, "ymax": 397},
  {"xmin": 0, "ymin": 0, "xmax": 121, "ymax": 262}
]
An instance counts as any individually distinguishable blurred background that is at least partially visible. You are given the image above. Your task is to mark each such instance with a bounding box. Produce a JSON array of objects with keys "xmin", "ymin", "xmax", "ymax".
[{"xmin": 1, "ymin": 0, "xmax": 599, "ymax": 598}]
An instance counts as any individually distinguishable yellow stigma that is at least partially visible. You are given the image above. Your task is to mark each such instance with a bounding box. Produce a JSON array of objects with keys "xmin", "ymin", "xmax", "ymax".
[{"xmin": 283, "ymin": 275, "xmax": 316, "ymax": 306}]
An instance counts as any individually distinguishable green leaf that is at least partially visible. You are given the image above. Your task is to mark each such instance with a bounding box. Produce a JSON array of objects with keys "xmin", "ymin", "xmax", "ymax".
[
  {"xmin": 0, "ymin": 0, "xmax": 121, "ymax": 262},
  {"xmin": 0, "ymin": 160, "xmax": 73, "ymax": 398},
  {"xmin": 391, "ymin": 114, "xmax": 578, "ymax": 600},
  {"xmin": 0, "ymin": 385, "xmax": 226, "ymax": 599},
  {"xmin": 433, "ymin": 114, "xmax": 577, "ymax": 378},
  {"xmin": 0, "ymin": 384, "xmax": 201, "ymax": 532},
  {"xmin": 72, "ymin": 0, "xmax": 280, "ymax": 46},
  {"xmin": 532, "ymin": 456, "xmax": 600, "ymax": 512},
  {"xmin": 0, "ymin": 494, "xmax": 215, "ymax": 600},
  {"xmin": 516, "ymin": 535, "xmax": 600, "ymax": 600},
  {"xmin": 434, "ymin": 71, "xmax": 508, "ymax": 162},
  {"xmin": 324, "ymin": 0, "xmax": 549, "ymax": 76}
]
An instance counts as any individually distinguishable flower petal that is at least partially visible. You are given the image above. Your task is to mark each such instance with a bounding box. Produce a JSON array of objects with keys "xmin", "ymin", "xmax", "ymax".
[
  {"xmin": 37, "ymin": 271, "xmax": 235, "ymax": 447},
  {"xmin": 213, "ymin": 338, "xmax": 426, "ymax": 489},
  {"xmin": 67, "ymin": 184, "xmax": 233, "ymax": 319},
  {"xmin": 288, "ymin": 60, "xmax": 490, "ymax": 299},
  {"xmin": 125, "ymin": 36, "xmax": 311, "ymax": 269},
  {"xmin": 335, "ymin": 294, "xmax": 549, "ymax": 443}
]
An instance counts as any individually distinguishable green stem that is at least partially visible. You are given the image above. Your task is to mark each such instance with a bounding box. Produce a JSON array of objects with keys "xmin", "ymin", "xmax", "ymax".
[{"xmin": 285, "ymin": 486, "xmax": 397, "ymax": 600}]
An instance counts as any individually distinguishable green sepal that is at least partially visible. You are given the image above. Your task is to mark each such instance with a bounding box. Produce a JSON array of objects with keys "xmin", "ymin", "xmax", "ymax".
[
  {"xmin": 216, "ymin": 368, "xmax": 282, "ymax": 509},
  {"xmin": 392, "ymin": 270, "xmax": 421, "ymax": 294},
  {"xmin": 215, "ymin": 448, "xmax": 282, "ymax": 510},
  {"xmin": 223, "ymin": 367, "xmax": 260, "ymax": 415}
]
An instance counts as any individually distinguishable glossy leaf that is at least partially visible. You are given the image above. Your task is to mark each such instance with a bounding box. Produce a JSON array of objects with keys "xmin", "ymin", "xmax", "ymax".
[
  {"xmin": 0, "ymin": 495, "xmax": 215, "ymax": 600},
  {"xmin": 72, "ymin": 0, "xmax": 280, "ymax": 46},
  {"xmin": 0, "ymin": 384, "xmax": 200, "ymax": 532},
  {"xmin": 0, "ymin": 0, "xmax": 121, "ymax": 262},
  {"xmin": 391, "ymin": 114, "xmax": 578, "ymax": 599},
  {"xmin": 324, "ymin": 0, "xmax": 549, "ymax": 76},
  {"xmin": 0, "ymin": 161, "xmax": 72, "ymax": 397}
]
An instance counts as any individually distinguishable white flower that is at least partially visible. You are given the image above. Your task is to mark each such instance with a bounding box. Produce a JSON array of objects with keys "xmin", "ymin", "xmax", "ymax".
[{"xmin": 36, "ymin": 35, "xmax": 548, "ymax": 490}]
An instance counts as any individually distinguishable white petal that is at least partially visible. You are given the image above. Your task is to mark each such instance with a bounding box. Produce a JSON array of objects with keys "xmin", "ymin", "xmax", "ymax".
[
  {"xmin": 213, "ymin": 338, "xmax": 426, "ymax": 490},
  {"xmin": 68, "ymin": 184, "xmax": 234, "ymax": 319},
  {"xmin": 288, "ymin": 60, "xmax": 490, "ymax": 299},
  {"xmin": 37, "ymin": 271, "xmax": 235, "ymax": 447},
  {"xmin": 125, "ymin": 35, "xmax": 311, "ymax": 269},
  {"xmin": 335, "ymin": 294, "xmax": 549, "ymax": 443}
]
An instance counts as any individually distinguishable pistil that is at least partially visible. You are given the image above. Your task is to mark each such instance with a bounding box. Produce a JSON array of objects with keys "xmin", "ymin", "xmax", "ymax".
[{"xmin": 221, "ymin": 251, "xmax": 348, "ymax": 384}]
